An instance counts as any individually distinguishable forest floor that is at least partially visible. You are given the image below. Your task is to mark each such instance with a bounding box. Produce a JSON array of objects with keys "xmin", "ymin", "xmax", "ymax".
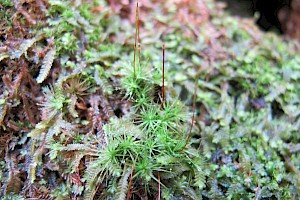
[{"xmin": 0, "ymin": 0, "xmax": 300, "ymax": 199}]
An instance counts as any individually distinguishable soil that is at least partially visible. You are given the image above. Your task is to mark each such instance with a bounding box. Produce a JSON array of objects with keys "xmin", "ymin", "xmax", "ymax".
[{"xmin": 219, "ymin": 0, "xmax": 300, "ymax": 38}]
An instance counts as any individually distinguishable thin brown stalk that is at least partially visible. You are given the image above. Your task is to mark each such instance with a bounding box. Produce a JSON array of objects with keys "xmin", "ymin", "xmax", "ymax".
[
  {"xmin": 158, "ymin": 172, "xmax": 161, "ymax": 200},
  {"xmin": 160, "ymin": 43, "xmax": 165, "ymax": 109},
  {"xmin": 138, "ymin": 43, "xmax": 141, "ymax": 66},
  {"xmin": 133, "ymin": 1, "xmax": 139, "ymax": 78},
  {"xmin": 137, "ymin": 1, "xmax": 141, "ymax": 65},
  {"xmin": 133, "ymin": 44, "xmax": 136, "ymax": 78},
  {"xmin": 137, "ymin": 2, "xmax": 140, "ymax": 44},
  {"xmin": 126, "ymin": 164, "xmax": 135, "ymax": 200},
  {"xmin": 184, "ymin": 76, "xmax": 198, "ymax": 148}
]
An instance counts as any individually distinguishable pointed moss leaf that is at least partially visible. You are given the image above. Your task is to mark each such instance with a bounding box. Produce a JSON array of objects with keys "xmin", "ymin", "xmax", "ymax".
[
  {"xmin": 0, "ymin": 53, "xmax": 9, "ymax": 62},
  {"xmin": 0, "ymin": 101, "xmax": 7, "ymax": 124},
  {"xmin": 48, "ymin": 0, "xmax": 68, "ymax": 10},
  {"xmin": 68, "ymin": 95, "xmax": 78, "ymax": 118},
  {"xmin": 65, "ymin": 144, "xmax": 89, "ymax": 151},
  {"xmin": 36, "ymin": 48, "xmax": 56, "ymax": 83},
  {"xmin": 265, "ymin": 84, "xmax": 286, "ymax": 102}
]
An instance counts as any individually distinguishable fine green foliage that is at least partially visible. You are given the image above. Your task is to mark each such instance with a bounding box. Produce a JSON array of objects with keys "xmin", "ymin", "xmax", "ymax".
[{"xmin": 80, "ymin": 60, "xmax": 206, "ymax": 199}]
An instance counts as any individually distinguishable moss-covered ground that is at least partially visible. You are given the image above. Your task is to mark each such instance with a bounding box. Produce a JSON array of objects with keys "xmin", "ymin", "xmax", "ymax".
[{"xmin": 0, "ymin": 0, "xmax": 299, "ymax": 199}]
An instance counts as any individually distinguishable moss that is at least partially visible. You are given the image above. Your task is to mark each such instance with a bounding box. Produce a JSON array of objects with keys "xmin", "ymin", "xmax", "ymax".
[{"xmin": 0, "ymin": 0, "xmax": 299, "ymax": 199}]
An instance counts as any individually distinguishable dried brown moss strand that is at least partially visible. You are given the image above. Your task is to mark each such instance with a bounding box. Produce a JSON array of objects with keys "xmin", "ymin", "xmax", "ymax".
[{"xmin": 126, "ymin": 164, "xmax": 135, "ymax": 200}]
